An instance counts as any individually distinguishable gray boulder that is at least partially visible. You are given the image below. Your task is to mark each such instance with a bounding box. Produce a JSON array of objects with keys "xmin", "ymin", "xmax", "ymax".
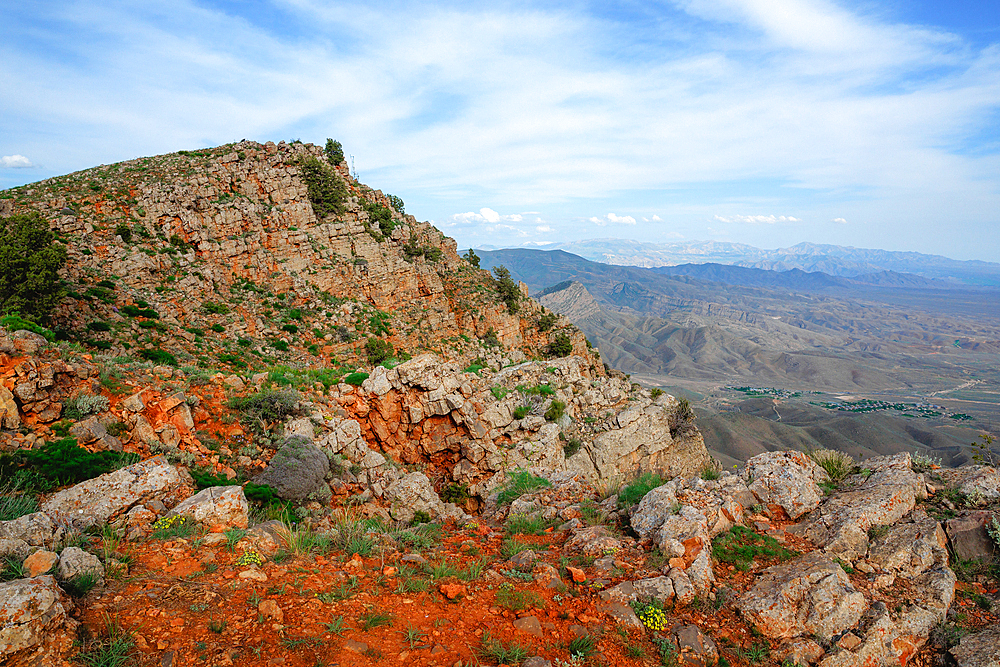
[
  {"xmin": 738, "ymin": 552, "xmax": 867, "ymax": 641},
  {"xmin": 745, "ymin": 450, "xmax": 827, "ymax": 519},
  {"xmin": 800, "ymin": 453, "xmax": 926, "ymax": 561},
  {"xmin": 169, "ymin": 485, "xmax": 249, "ymax": 529},
  {"xmin": 946, "ymin": 511, "xmax": 998, "ymax": 562},
  {"xmin": 56, "ymin": 546, "xmax": 105, "ymax": 588},
  {"xmin": 382, "ymin": 471, "xmax": 469, "ymax": 524},
  {"xmin": 0, "ymin": 511, "xmax": 60, "ymax": 549},
  {"xmin": 0, "ymin": 575, "xmax": 78, "ymax": 665}
]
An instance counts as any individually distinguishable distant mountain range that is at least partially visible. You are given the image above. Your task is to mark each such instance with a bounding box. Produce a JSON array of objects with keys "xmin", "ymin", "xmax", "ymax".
[{"xmin": 476, "ymin": 239, "xmax": 1000, "ymax": 287}]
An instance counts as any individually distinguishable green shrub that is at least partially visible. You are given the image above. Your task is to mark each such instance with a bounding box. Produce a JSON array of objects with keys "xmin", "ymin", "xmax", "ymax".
[
  {"xmin": 209, "ymin": 324, "xmax": 225, "ymax": 333},
  {"xmin": 618, "ymin": 472, "xmax": 664, "ymax": 508},
  {"xmin": 548, "ymin": 333, "xmax": 573, "ymax": 357},
  {"xmin": 363, "ymin": 199, "xmax": 395, "ymax": 237},
  {"xmin": 114, "ymin": 224, "xmax": 131, "ymax": 242},
  {"xmin": 563, "ymin": 437, "xmax": 583, "ymax": 458},
  {"xmin": 202, "ymin": 300, "xmax": 230, "ymax": 314},
  {"xmin": 497, "ymin": 469, "xmax": 551, "ymax": 505},
  {"xmin": 651, "ymin": 387, "xmax": 664, "ymax": 399},
  {"xmin": 138, "ymin": 348, "xmax": 177, "ymax": 366},
  {"xmin": 282, "ymin": 323, "xmax": 298, "ymax": 334},
  {"xmin": 344, "ymin": 372, "xmax": 369, "ymax": 386},
  {"xmin": 87, "ymin": 321, "xmax": 111, "ymax": 332},
  {"xmin": 228, "ymin": 390, "xmax": 298, "ymax": 427},
  {"xmin": 272, "ymin": 340, "xmax": 289, "ymax": 352},
  {"xmin": 513, "ymin": 405, "xmax": 531, "ymax": 420},
  {"xmin": 298, "ymin": 155, "xmax": 347, "ymax": 218},
  {"xmin": 190, "ymin": 467, "xmax": 231, "ymax": 489},
  {"xmin": 15, "ymin": 437, "xmax": 139, "ymax": 486},
  {"xmin": 244, "ymin": 482, "xmax": 280, "ymax": 504},
  {"xmin": 387, "ymin": 194, "xmax": 405, "ymax": 215},
  {"xmin": 365, "ymin": 337, "xmax": 394, "ymax": 365},
  {"xmin": 440, "ymin": 483, "xmax": 471, "ymax": 504},
  {"xmin": 62, "ymin": 393, "xmax": 110, "ymax": 420},
  {"xmin": 490, "ymin": 386, "xmax": 509, "ymax": 400},
  {"xmin": 537, "ymin": 312, "xmax": 557, "ymax": 331},
  {"xmin": 0, "ymin": 314, "xmax": 54, "ymax": 341},
  {"xmin": 544, "ymin": 400, "xmax": 566, "ymax": 422},
  {"xmin": 0, "ymin": 212, "xmax": 67, "ymax": 322},
  {"xmin": 121, "ymin": 305, "xmax": 159, "ymax": 319},
  {"xmin": 424, "ymin": 247, "xmax": 442, "ymax": 262}
]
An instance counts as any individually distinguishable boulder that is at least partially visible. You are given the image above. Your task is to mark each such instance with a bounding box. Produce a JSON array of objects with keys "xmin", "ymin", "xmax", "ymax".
[
  {"xmin": 951, "ymin": 626, "xmax": 1000, "ymax": 667},
  {"xmin": 738, "ymin": 552, "xmax": 867, "ymax": 640},
  {"xmin": 382, "ymin": 471, "xmax": 469, "ymax": 524},
  {"xmin": 169, "ymin": 485, "xmax": 249, "ymax": 529},
  {"xmin": 254, "ymin": 436, "xmax": 330, "ymax": 502},
  {"xmin": 41, "ymin": 455, "xmax": 190, "ymax": 529},
  {"xmin": 0, "ymin": 575, "xmax": 78, "ymax": 665},
  {"xmin": 562, "ymin": 525, "xmax": 622, "ymax": 558},
  {"xmin": 22, "ymin": 550, "xmax": 58, "ymax": 577},
  {"xmin": 867, "ymin": 516, "xmax": 948, "ymax": 579},
  {"xmin": 56, "ymin": 546, "xmax": 105, "ymax": 587},
  {"xmin": 744, "ymin": 451, "xmax": 827, "ymax": 519},
  {"xmin": 674, "ymin": 624, "xmax": 719, "ymax": 667},
  {"xmin": 945, "ymin": 511, "xmax": 998, "ymax": 562},
  {"xmin": 0, "ymin": 512, "xmax": 60, "ymax": 549},
  {"xmin": 938, "ymin": 466, "xmax": 1000, "ymax": 500},
  {"xmin": 799, "ymin": 453, "xmax": 926, "ymax": 561}
]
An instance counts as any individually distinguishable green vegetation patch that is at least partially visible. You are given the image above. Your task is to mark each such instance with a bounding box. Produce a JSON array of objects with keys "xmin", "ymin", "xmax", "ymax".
[
  {"xmin": 0, "ymin": 212, "xmax": 67, "ymax": 322},
  {"xmin": 497, "ymin": 469, "xmax": 551, "ymax": 505},
  {"xmin": 617, "ymin": 472, "xmax": 664, "ymax": 509},
  {"xmin": 712, "ymin": 525, "xmax": 798, "ymax": 571}
]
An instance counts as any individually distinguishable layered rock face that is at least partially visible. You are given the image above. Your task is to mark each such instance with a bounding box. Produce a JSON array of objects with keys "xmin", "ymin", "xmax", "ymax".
[{"xmin": 326, "ymin": 353, "xmax": 710, "ymax": 491}]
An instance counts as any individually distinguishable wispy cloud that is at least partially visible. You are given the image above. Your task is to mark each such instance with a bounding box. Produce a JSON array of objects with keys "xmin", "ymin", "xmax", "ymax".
[
  {"xmin": 1, "ymin": 155, "xmax": 33, "ymax": 168},
  {"xmin": 833, "ymin": 217, "xmax": 848, "ymax": 224},
  {"xmin": 590, "ymin": 213, "xmax": 637, "ymax": 226},
  {"xmin": 714, "ymin": 214, "xmax": 801, "ymax": 224},
  {"xmin": 0, "ymin": 1, "xmax": 998, "ymax": 258}
]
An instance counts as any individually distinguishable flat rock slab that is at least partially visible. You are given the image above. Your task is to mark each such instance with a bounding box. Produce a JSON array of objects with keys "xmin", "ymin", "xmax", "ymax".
[
  {"xmin": 738, "ymin": 552, "xmax": 867, "ymax": 640},
  {"xmin": 799, "ymin": 453, "xmax": 926, "ymax": 561},
  {"xmin": 42, "ymin": 456, "xmax": 189, "ymax": 529}
]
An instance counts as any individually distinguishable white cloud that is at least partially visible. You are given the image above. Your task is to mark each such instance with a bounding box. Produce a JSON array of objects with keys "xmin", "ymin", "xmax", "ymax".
[
  {"xmin": 1, "ymin": 155, "xmax": 33, "ymax": 168},
  {"xmin": 449, "ymin": 207, "xmax": 524, "ymax": 225},
  {"xmin": 536, "ymin": 224, "xmax": 553, "ymax": 232},
  {"xmin": 833, "ymin": 217, "xmax": 848, "ymax": 224},
  {"xmin": 714, "ymin": 214, "xmax": 801, "ymax": 224},
  {"xmin": 652, "ymin": 215, "xmax": 662, "ymax": 221},
  {"xmin": 590, "ymin": 213, "xmax": 637, "ymax": 226}
]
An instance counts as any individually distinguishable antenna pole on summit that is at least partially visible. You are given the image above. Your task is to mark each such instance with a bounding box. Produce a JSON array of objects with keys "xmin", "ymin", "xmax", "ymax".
[{"xmin": 351, "ymin": 155, "xmax": 356, "ymax": 181}]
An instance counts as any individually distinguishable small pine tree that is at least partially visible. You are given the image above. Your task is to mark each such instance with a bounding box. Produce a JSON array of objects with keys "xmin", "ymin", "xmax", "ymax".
[
  {"xmin": 464, "ymin": 248, "xmax": 481, "ymax": 268},
  {"xmin": 0, "ymin": 212, "xmax": 67, "ymax": 323},
  {"xmin": 324, "ymin": 139, "xmax": 345, "ymax": 165},
  {"xmin": 493, "ymin": 266, "xmax": 520, "ymax": 314}
]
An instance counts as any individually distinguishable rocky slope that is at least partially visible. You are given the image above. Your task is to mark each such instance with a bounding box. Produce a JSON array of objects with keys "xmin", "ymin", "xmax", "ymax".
[{"xmin": 1, "ymin": 140, "xmax": 591, "ymax": 370}]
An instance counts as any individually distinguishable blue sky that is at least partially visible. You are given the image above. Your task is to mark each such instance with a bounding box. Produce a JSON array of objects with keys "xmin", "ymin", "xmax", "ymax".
[{"xmin": 2, "ymin": 1, "xmax": 999, "ymax": 261}]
